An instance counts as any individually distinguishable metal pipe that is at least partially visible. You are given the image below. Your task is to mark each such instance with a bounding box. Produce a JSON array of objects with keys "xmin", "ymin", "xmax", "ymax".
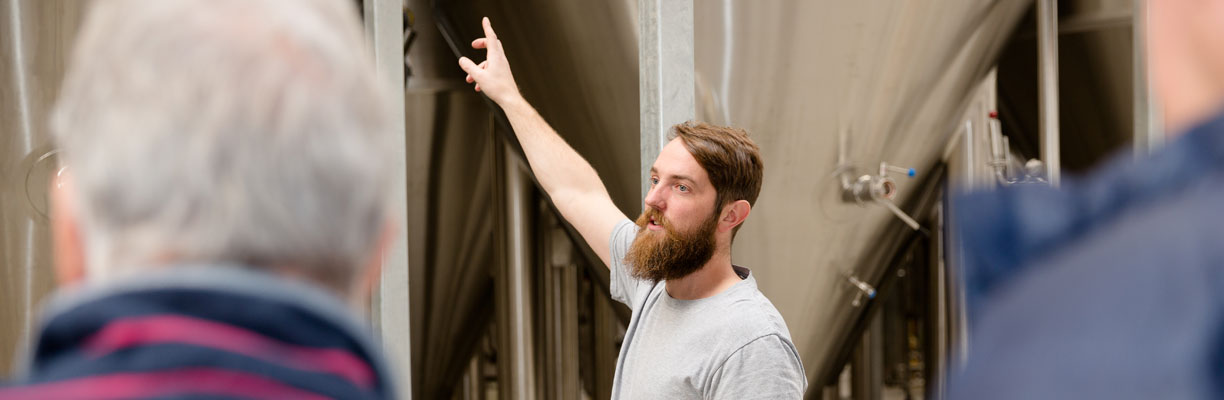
[
  {"xmin": 592, "ymin": 295, "xmax": 619, "ymax": 399},
  {"xmin": 543, "ymin": 225, "xmax": 581, "ymax": 400},
  {"xmin": 838, "ymin": 127, "xmax": 850, "ymax": 169},
  {"xmin": 562, "ymin": 230, "xmax": 582, "ymax": 399},
  {"xmin": 639, "ymin": 0, "xmax": 695, "ymax": 202},
  {"xmin": 461, "ymin": 353, "xmax": 483, "ymax": 400},
  {"xmin": 1132, "ymin": 0, "xmax": 1162, "ymax": 156},
  {"xmin": 496, "ymin": 143, "xmax": 537, "ymax": 400},
  {"xmin": 850, "ymin": 312, "xmax": 883, "ymax": 400},
  {"xmin": 1037, "ymin": 0, "xmax": 1060, "ymax": 187},
  {"xmin": 930, "ymin": 203, "xmax": 949, "ymax": 400},
  {"xmin": 363, "ymin": 0, "xmax": 412, "ymax": 397}
]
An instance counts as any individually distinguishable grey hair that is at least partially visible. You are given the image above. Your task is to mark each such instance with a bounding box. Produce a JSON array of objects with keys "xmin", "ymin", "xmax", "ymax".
[{"xmin": 51, "ymin": 0, "xmax": 396, "ymax": 292}]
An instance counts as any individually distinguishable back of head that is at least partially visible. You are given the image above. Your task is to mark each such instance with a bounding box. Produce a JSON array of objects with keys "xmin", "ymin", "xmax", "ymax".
[{"xmin": 52, "ymin": 0, "xmax": 395, "ymax": 292}]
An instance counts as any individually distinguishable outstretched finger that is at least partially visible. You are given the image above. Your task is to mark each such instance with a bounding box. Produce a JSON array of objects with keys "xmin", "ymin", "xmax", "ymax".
[
  {"xmin": 472, "ymin": 38, "xmax": 488, "ymax": 49},
  {"xmin": 481, "ymin": 17, "xmax": 498, "ymax": 42}
]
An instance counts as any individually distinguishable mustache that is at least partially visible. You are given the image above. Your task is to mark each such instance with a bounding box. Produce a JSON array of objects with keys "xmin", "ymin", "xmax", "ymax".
[
  {"xmin": 625, "ymin": 206, "xmax": 719, "ymax": 282},
  {"xmin": 634, "ymin": 207, "xmax": 669, "ymax": 231}
]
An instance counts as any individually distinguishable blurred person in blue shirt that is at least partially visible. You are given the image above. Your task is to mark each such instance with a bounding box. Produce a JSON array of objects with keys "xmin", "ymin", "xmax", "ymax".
[{"xmin": 950, "ymin": 1, "xmax": 1224, "ymax": 398}]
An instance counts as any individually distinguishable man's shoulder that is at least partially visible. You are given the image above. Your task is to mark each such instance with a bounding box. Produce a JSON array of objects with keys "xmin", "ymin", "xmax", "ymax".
[
  {"xmin": 705, "ymin": 283, "xmax": 795, "ymax": 346},
  {"xmin": 702, "ymin": 287, "xmax": 805, "ymax": 391},
  {"xmin": 953, "ymin": 187, "xmax": 1224, "ymax": 399}
]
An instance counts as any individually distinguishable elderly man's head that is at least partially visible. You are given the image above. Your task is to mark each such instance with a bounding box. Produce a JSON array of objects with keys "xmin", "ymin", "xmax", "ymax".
[{"xmin": 50, "ymin": 0, "xmax": 395, "ymax": 300}]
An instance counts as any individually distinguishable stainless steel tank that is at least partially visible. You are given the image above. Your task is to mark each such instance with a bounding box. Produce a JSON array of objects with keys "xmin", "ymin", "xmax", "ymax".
[
  {"xmin": 693, "ymin": 0, "xmax": 1029, "ymax": 385},
  {"xmin": 0, "ymin": 0, "xmax": 85, "ymax": 378}
]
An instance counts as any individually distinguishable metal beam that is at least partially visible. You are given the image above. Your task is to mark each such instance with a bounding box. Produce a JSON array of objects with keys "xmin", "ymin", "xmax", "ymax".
[
  {"xmin": 639, "ymin": 0, "xmax": 695, "ymax": 202},
  {"xmin": 363, "ymin": 0, "xmax": 411, "ymax": 398},
  {"xmin": 1037, "ymin": 0, "xmax": 1060, "ymax": 187},
  {"xmin": 1132, "ymin": 0, "xmax": 1163, "ymax": 156}
]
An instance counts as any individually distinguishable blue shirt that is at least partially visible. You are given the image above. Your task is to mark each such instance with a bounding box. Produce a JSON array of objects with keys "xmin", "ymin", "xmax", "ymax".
[{"xmin": 949, "ymin": 111, "xmax": 1224, "ymax": 399}]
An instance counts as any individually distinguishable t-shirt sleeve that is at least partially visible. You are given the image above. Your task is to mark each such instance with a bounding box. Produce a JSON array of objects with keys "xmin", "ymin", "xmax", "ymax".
[
  {"xmin": 608, "ymin": 218, "xmax": 652, "ymax": 307},
  {"xmin": 707, "ymin": 334, "xmax": 807, "ymax": 400}
]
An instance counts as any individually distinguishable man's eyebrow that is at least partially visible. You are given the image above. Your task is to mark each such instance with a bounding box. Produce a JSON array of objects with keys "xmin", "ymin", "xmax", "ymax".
[
  {"xmin": 649, "ymin": 168, "xmax": 697, "ymax": 186},
  {"xmin": 669, "ymin": 174, "xmax": 695, "ymax": 183}
]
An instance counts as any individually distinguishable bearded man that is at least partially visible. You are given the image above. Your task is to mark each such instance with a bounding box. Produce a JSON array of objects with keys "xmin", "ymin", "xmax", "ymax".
[{"xmin": 458, "ymin": 18, "xmax": 806, "ymax": 399}]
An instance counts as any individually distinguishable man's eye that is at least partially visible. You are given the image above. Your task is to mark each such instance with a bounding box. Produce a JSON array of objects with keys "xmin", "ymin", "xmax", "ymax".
[
  {"xmin": 650, "ymin": 177, "xmax": 659, "ymax": 185},
  {"xmin": 677, "ymin": 184, "xmax": 688, "ymax": 192}
]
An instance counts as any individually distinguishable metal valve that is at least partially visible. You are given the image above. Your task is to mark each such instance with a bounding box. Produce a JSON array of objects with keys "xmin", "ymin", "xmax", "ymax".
[
  {"xmin": 841, "ymin": 174, "xmax": 895, "ymax": 204},
  {"xmin": 847, "ymin": 275, "xmax": 876, "ymax": 307},
  {"xmin": 838, "ymin": 169, "xmax": 921, "ymax": 231}
]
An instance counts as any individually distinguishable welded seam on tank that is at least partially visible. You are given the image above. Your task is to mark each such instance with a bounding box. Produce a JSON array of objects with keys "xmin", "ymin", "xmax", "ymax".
[
  {"xmin": 8, "ymin": 0, "xmax": 33, "ymax": 151},
  {"xmin": 719, "ymin": 0, "xmax": 732, "ymax": 125}
]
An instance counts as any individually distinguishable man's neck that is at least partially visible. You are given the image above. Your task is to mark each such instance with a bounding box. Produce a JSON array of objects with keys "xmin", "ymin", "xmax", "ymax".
[
  {"xmin": 1154, "ymin": 41, "xmax": 1224, "ymax": 136},
  {"xmin": 664, "ymin": 253, "xmax": 741, "ymax": 300}
]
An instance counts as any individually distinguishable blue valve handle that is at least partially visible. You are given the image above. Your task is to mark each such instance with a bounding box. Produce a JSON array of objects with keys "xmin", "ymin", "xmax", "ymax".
[{"xmin": 880, "ymin": 162, "xmax": 917, "ymax": 178}]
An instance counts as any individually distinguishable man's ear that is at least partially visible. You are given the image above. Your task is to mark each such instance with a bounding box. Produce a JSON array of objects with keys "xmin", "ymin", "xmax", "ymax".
[
  {"xmin": 51, "ymin": 166, "xmax": 86, "ymax": 286},
  {"xmin": 351, "ymin": 220, "xmax": 397, "ymax": 310},
  {"xmin": 718, "ymin": 200, "xmax": 752, "ymax": 233}
]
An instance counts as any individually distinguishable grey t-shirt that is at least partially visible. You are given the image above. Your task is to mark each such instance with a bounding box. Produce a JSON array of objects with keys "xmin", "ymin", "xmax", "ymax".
[{"xmin": 608, "ymin": 219, "xmax": 806, "ymax": 399}]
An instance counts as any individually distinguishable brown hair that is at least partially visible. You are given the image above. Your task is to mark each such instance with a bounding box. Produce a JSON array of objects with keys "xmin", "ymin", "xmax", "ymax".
[{"xmin": 669, "ymin": 121, "xmax": 764, "ymax": 235}]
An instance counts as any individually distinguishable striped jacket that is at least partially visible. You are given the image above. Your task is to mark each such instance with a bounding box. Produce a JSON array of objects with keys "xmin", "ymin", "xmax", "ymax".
[{"xmin": 1, "ymin": 265, "xmax": 397, "ymax": 399}]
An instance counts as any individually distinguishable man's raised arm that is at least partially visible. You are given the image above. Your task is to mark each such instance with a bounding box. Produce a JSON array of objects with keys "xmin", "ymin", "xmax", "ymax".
[{"xmin": 458, "ymin": 17, "xmax": 628, "ymax": 268}]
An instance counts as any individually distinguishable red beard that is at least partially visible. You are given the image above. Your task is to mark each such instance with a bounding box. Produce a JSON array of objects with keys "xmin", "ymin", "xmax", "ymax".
[{"xmin": 623, "ymin": 207, "xmax": 719, "ymax": 282}]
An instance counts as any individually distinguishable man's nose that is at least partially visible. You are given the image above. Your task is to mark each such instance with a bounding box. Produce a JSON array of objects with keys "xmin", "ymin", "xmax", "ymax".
[{"xmin": 644, "ymin": 184, "xmax": 665, "ymax": 211}]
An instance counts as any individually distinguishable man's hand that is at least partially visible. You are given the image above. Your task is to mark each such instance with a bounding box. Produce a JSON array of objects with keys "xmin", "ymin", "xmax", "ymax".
[
  {"xmin": 456, "ymin": 17, "xmax": 627, "ymax": 269},
  {"xmin": 458, "ymin": 17, "xmax": 521, "ymax": 106}
]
